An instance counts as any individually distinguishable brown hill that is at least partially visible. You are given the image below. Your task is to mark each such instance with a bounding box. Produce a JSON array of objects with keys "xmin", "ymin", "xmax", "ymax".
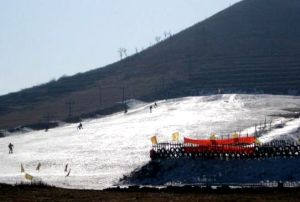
[{"xmin": 1, "ymin": 0, "xmax": 300, "ymax": 129}]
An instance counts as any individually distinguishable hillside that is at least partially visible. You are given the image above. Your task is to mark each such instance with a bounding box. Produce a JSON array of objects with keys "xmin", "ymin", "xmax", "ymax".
[{"xmin": 1, "ymin": 0, "xmax": 300, "ymax": 129}]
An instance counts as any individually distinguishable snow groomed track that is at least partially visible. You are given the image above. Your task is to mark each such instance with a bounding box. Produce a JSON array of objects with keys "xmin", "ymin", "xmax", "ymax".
[{"xmin": 0, "ymin": 94, "xmax": 300, "ymax": 189}]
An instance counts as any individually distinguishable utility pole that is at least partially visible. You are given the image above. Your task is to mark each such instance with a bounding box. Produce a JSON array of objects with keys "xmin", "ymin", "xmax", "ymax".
[
  {"xmin": 122, "ymin": 87, "xmax": 125, "ymax": 104},
  {"xmin": 43, "ymin": 112, "xmax": 54, "ymax": 131},
  {"xmin": 65, "ymin": 100, "xmax": 75, "ymax": 119},
  {"xmin": 202, "ymin": 25, "xmax": 207, "ymax": 49},
  {"xmin": 44, "ymin": 113, "xmax": 50, "ymax": 124},
  {"xmin": 187, "ymin": 55, "xmax": 192, "ymax": 81},
  {"xmin": 98, "ymin": 85, "xmax": 102, "ymax": 108},
  {"xmin": 118, "ymin": 86, "xmax": 127, "ymax": 104},
  {"xmin": 161, "ymin": 76, "xmax": 165, "ymax": 97}
]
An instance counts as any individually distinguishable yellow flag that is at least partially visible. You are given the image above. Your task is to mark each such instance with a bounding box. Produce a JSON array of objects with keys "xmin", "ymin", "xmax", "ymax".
[
  {"xmin": 151, "ymin": 136, "xmax": 158, "ymax": 145},
  {"xmin": 172, "ymin": 132, "xmax": 179, "ymax": 142},
  {"xmin": 232, "ymin": 132, "xmax": 239, "ymax": 139},
  {"xmin": 66, "ymin": 168, "xmax": 71, "ymax": 177},
  {"xmin": 210, "ymin": 133, "xmax": 216, "ymax": 140},
  {"xmin": 255, "ymin": 139, "xmax": 261, "ymax": 145},
  {"xmin": 25, "ymin": 173, "xmax": 33, "ymax": 181},
  {"xmin": 21, "ymin": 164, "xmax": 25, "ymax": 173}
]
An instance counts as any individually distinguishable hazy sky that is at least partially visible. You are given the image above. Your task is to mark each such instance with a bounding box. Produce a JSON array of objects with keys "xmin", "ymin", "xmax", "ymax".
[{"xmin": 0, "ymin": 0, "xmax": 241, "ymax": 96}]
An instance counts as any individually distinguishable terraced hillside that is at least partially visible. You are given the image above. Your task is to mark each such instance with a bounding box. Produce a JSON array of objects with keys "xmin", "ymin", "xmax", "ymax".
[{"xmin": 1, "ymin": 0, "xmax": 300, "ymax": 129}]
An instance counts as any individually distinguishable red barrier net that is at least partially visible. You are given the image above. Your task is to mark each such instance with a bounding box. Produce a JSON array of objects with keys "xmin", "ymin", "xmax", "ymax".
[{"xmin": 184, "ymin": 136, "xmax": 256, "ymax": 146}]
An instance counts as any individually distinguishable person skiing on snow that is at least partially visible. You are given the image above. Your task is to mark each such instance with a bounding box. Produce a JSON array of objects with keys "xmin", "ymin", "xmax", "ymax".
[
  {"xmin": 65, "ymin": 164, "xmax": 68, "ymax": 172},
  {"xmin": 77, "ymin": 122, "xmax": 83, "ymax": 130},
  {"xmin": 149, "ymin": 105, "xmax": 153, "ymax": 113},
  {"xmin": 8, "ymin": 143, "xmax": 14, "ymax": 154}
]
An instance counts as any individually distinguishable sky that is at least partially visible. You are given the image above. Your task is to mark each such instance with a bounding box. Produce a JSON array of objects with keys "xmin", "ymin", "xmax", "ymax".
[{"xmin": 0, "ymin": 0, "xmax": 241, "ymax": 96}]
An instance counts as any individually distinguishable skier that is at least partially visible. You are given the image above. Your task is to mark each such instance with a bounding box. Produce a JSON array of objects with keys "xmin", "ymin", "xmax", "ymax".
[
  {"xmin": 149, "ymin": 105, "xmax": 153, "ymax": 113},
  {"xmin": 8, "ymin": 143, "xmax": 14, "ymax": 154},
  {"xmin": 64, "ymin": 164, "xmax": 68, "ymax": 172},
  {"xmin": 77, "ymin": 122, "xmax": 83, "ymax": 130},
  {"xmin": 154, "ymin": 102, "xmax": 158, "ymax": 108}
]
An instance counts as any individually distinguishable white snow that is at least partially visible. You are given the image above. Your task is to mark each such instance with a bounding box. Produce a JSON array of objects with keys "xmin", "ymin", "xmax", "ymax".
[{"xmin": 0, "ymin": 94, "xmax": 299, "ymax": 189}]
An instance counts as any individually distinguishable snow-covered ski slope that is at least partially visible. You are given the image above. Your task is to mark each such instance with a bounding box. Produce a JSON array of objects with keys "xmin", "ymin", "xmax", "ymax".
[{"xmin": 0, "ymin": 94, "xmax": 300, "ymax": 189}]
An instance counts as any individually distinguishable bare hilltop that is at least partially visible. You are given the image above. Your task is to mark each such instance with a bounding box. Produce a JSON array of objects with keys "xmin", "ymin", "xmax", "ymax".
[{"xmin": 1, "ymin": 0, "xmax": 300, "ymax": 129}]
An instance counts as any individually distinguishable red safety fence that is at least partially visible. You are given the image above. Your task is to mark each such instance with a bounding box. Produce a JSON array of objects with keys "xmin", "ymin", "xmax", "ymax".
[{"xmin": 184, "ymin": 136, "xmax": 256, "ymax": 146}]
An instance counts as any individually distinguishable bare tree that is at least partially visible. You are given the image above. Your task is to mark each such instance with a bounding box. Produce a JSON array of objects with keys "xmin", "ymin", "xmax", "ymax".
[
  {"xmin": 155, "ymin": 36, "xmax": 161, "ymax": 43},
  {"xmin": 118, "ymin": 48, "xmax": 123, "ymax": 60},
  {"xmin": 123, "ymin": 48, "xmax": 127, "ymax": 57},
  {"xmin": 164, "ymin": 32, "xmax": 168, "ymax": 38}
]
